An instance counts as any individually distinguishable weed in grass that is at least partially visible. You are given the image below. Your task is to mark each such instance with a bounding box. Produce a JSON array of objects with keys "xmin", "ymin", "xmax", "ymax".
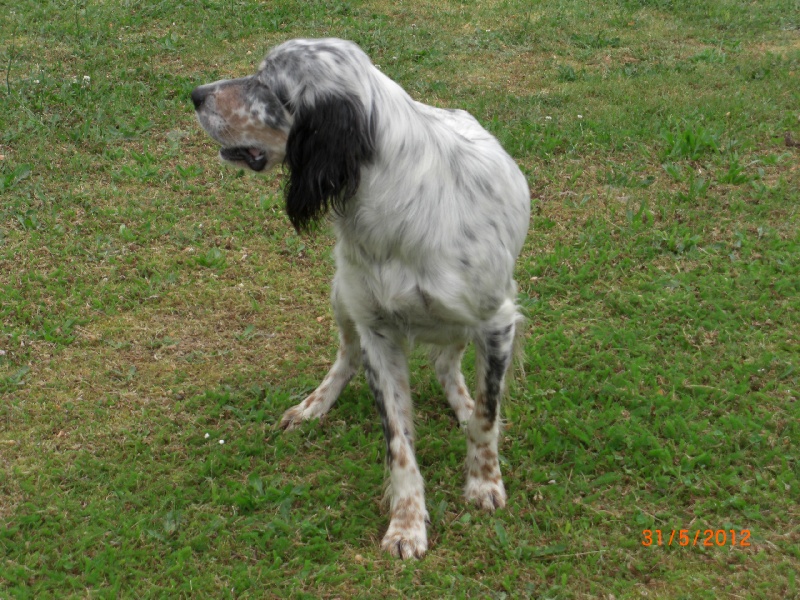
[
  {"xmin": 0, "ymin": 365, "xmax": 30, "ymax": 393},
  {"xmin": 717, "ymin": 153, "xmax": 756, "ymax": 185},
  {"xmin": 674, "ymin": 173, "xmax": 711, "ymax": 204},
  {"xmin": 194, "ymin": 247, "xmax": 227, "ymax": 270},
  {"xmin": 603, "ymin": 163, "xmax": 655, "ymax": 188},
  {"xmin": 556, "ymin": 64, "xmax": 580, "ymax": 82},
  {"xmin": 0, "ymin": 164, "xmax": 32, "ymax": 192},
  {"xmin": 652, "ymin": 225, "xmax": 702, "ymax": 255},
  {"xmin": 570, "ymin": 31, "xmax": 621, "ymax": 50},
  {"xmin": 661, "ymin": 123, "xmax": 720, "ymax": 160},
  {"xmin": 662, "ymin": 162, "xmax": 684, "ymax": 181},
  {"xmin": 690, "ymin": 47, "xmax": 727, "ymax": 64}
]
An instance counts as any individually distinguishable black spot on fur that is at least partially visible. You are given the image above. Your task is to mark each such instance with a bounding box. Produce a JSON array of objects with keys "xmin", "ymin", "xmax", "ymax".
[
  {"xmin": 363, "ymin": 350, "xmax": 394, "ymax": 465},
  {"xmin": 487, "ymin": 324, "xmax": 513, "ymax": 351},
  {"xmin": 284, "ymin": 94, "xmax": 375, "ymax": 232},
  {"xmin": 481, "ymin": 325, "xmax": 514, "ymax": 423},
  {"xmin": 416, "ymin": 285, "xmax": 432, "ymax": 310},
  {"xmin": 461, "ymin": 224, "xmax": 477, "ymax": 242},
  {"xmin": 475, "ymin": 176, "xmax": 494, "ymax": 197},
  {"xmin": 248, "ymin": 80, "xmax": 289, "ymax": 129}
]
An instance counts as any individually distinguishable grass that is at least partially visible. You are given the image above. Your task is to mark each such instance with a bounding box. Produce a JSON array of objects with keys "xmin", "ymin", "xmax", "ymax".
[{"xmin": 1, "ymin": 0, "xmax": 799, "ymax": 597}]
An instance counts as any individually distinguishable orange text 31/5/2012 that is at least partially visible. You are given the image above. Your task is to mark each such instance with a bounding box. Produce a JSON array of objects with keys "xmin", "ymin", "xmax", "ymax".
[{"xmin": 642, "ymin": 529, "xmax": 751, "ymax": 547}]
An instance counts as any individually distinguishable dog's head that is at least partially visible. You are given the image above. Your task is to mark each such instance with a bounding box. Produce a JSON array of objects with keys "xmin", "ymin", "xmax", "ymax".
[
  {"xmin": 191, "ymin": 76, "xmax": 289, "ymax": 173},
  {"xmin": 191, "ymin": 39, "xmax": 376, "ymax": 232}
]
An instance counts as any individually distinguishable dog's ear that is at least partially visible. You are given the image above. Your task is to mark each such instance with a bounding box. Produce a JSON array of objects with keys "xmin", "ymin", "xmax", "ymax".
[{"xmin": 284, "ymin": 94, "xmax": 375, "ymax": 233}]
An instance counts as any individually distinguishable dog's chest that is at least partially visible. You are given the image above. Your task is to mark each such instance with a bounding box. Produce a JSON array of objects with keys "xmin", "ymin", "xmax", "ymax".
[{"xmin": 332, "ymin": 230, "xmax": 475, "ymax": 342}]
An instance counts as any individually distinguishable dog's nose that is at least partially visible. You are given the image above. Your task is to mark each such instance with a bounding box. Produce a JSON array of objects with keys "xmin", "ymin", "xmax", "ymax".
[{"xmin": 191, "ymin": 86, "xmax": 208, "ymax": 110}]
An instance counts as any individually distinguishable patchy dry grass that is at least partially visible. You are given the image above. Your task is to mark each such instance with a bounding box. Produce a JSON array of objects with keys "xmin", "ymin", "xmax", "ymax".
[{"xmin": 2, "ymin": 0, "xmax": 799, "ymax": 597}]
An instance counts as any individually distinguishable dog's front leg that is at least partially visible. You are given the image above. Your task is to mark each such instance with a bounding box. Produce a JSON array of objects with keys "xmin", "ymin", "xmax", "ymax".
[
  {"xmin": 280, "ymin": 283, "xmax": 360, "ymax": 430},
  {"xmin": 360, "ymin": 327, "xmax": 428, "ymax": 559}
]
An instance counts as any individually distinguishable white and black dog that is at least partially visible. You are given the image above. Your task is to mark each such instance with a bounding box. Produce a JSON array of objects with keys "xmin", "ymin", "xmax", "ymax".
[{"xmin": 191, "ymin": 38, "xmax": 530, "ymax": 559}]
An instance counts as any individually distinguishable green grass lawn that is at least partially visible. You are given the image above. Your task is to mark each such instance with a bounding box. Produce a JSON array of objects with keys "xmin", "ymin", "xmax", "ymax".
[{"xmin": 2, "ymin": 0, "xmax": 799, "ymax": 597}]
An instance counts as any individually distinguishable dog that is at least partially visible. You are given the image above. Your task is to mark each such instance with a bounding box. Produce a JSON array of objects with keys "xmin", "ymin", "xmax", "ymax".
[{"xmin": 191, "ymin": 38, "xmax": 530, "ymax": 559}]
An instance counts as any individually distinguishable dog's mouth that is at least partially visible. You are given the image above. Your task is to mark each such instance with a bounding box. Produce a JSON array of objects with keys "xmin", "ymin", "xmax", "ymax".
[{"xmin": 220, "ymin": 147, "xmax": 268, "ymax": 172}]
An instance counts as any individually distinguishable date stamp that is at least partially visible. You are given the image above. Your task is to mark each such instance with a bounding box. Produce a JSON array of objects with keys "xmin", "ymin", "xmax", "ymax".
[{"xmin": 642, "ymin": 529, "xmax": 751, "ymax": 547}]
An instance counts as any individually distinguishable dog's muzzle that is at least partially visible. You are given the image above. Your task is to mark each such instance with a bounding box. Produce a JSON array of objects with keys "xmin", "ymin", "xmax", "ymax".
[{"xmin": 220, "ymin": 147, "xmax": 268, "ymax": 172}]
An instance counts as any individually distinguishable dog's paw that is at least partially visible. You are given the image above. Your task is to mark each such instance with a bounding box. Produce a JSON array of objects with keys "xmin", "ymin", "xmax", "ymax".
[
  {"xmin": 464, "ymin": 440, "xmax": 505, "ymax": 510},
  {"xmin": 381, "ymin": 521, "xmax": 428, "ymax": 560},
  {"xmin": 453, "ymin": 399, "xmax": 474, "ymax": 426},
  {"xmin": 380, "ymin": 496, "xmax": 428, "ymax": 559},
  {"xmin": 278, "ymin": 390, "xmax": 329, "ymax": 431},
  {"xmin": 464, "ymin": 477, "xmax": 506, "ymax": 512},
  {"xmin": 279, "ymin": 404, "xmax": 312, "ymax": 431}
]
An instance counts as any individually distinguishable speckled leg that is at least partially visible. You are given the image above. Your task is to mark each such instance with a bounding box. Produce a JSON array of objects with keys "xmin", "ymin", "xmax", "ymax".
[
  {"xmin": 280, "ymin": 284, "xmax": 360, "ymax": 430},
  {"xmin": 464, "ymin": 302, "xmax": 517, "ymax": 511},
  {"xmin": 361, "ymin": 327, "xmax": 428, "ymax": 559},
  {"xmin": 430, "ymin": 344, "xmax": 474, "ymax": 425}
]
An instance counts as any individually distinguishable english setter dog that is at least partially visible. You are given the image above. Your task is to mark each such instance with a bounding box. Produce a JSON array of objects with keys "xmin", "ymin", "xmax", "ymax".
[{"xmin": 191, "ymin": 38, "xmax": 530, "ymax": 559}]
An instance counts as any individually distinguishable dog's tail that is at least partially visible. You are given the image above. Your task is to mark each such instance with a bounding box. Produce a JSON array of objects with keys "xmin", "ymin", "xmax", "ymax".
[
  {"xmin": 512, "ymin": 307, "xmax": 527, "ymax": 382},
  {"xmin": 507, "ymin": 305, "xmax": 527, "ymax": 393}
]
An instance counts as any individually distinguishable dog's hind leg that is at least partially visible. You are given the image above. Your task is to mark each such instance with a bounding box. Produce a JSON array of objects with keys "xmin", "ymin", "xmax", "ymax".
[
  {"xmin": 280, "ymin": 285, "xmax": 360, "ymax": 431},
  {"xmin": 361, "ymin": 327, "xmax": 428, "ymax": 559},
  {"xmin": 463, "ymin": 299, "xmax": 518, "ymax": 511},
  {"xmin": 430, "ymin": 344, "xmax": 474, "ymax": 425}
]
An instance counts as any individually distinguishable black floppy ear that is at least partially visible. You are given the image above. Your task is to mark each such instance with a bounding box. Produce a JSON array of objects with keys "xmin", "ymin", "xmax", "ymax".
[{"xmin": 284, "ymin": 95, "xmax": 375, "ymax": 233}]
